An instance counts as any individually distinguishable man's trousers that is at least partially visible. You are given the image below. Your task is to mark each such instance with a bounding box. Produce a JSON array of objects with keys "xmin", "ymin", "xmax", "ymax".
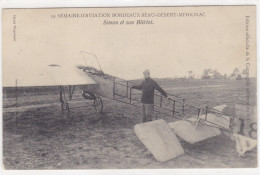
[{"xmin": 142, "ymin": 103, "xmax": 154, "ymax": 122}]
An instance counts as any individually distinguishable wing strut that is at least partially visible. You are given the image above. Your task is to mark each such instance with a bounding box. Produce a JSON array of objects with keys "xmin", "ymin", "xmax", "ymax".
[{"xmin": 80, "ymin": 51, "xmax": 102, "ymax": 71}]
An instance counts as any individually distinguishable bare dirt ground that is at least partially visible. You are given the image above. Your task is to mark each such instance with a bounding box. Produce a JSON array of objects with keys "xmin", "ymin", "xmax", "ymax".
[{"xmin": 2, "ymin": 79, "xmax": 257, "ymax": 169}]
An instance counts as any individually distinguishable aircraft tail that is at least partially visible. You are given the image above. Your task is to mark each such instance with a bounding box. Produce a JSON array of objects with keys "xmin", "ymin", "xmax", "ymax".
[{"xmin": 234, "ymin": 133, "xmax": 257, "ymax": 157}]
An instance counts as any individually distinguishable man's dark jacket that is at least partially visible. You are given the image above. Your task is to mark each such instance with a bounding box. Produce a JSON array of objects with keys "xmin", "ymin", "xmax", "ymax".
[{"xmin": 132, "ymin": 77, "xmax": 167, "ymax": 104}]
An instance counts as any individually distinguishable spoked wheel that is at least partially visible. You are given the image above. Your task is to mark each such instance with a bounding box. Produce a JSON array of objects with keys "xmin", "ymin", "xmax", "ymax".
[
  {"xmin": 94, "ymin": 96, "xmax": 103, "ymax": 113},
  {"xmin": 62, "ymin": 102, "xmax": 70, "ymax": 118}
]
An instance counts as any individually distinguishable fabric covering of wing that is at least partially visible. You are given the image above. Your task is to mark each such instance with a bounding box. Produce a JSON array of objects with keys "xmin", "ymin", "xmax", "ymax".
[{"xmin": 3, "ymin": 66, "xmax": 96, "ymax": 87}]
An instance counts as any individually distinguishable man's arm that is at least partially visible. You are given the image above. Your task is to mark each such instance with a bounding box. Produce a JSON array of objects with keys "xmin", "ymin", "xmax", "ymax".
[
  {"xmin": 154, "ymin": 81, "xmax": 167, "ymax": 97},
  {"xmin": 132, "ymin": 82, "xmax": 143, "ymax": 90}
]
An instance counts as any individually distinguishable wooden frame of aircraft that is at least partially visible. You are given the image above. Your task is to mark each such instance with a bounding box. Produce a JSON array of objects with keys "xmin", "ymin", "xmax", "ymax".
[{"xmin": 3, "ymin": 51, "xmax": 257, "ymax": 157}]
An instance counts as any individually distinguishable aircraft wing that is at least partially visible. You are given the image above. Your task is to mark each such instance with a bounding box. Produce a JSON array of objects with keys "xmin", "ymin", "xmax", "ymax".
[
  {"xmin": 199, "ymin": 113, "xmax": 230, "ymax": 129},
  {"xmin": 3, "ymin": 65, "xmax": 96, "ymax": 87},
  {"xmin": 168, "ymin": 118, "xmax": 221, "ymax": 144},
  {"xmin": 81, "ymin": 51, "xmax": 163, "ymax": 80}
]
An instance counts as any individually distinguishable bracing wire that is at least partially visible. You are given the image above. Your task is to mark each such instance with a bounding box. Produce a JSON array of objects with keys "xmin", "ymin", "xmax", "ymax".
[{"xmin": 80, "ymin": 51, "xmax": 102, "ymax": 71}]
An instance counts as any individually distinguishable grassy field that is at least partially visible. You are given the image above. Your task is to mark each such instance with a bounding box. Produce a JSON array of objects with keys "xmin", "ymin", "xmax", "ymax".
[{"xmin": 2, "ymin": 78, "xmax": 257, "ymax": 169}]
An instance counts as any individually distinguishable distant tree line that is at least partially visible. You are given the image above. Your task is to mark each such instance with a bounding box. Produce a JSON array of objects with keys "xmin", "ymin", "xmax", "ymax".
[{"xmin": 186, "ymin": 67, "xmax": 248, "ymax": 80}]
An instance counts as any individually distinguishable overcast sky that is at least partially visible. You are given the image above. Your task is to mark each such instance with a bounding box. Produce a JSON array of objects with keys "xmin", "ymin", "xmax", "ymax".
[{"xmin": 2, "ymin": 6, "xmax": 256, "ymax": 84}]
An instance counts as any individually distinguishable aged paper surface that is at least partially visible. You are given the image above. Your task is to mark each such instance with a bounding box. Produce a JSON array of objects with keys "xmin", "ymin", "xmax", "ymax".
[{"xmin": 1, "ymin": 6, "xmax": 257, "ymax": 172}]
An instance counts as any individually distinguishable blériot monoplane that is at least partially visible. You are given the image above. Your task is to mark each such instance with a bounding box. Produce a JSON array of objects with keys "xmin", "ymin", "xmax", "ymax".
[{"xmin": 3, "ymin": 51, "xmax": 257, "ymax": 160}]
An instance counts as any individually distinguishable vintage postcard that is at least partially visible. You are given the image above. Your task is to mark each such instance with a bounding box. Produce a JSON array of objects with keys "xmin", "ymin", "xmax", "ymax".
[{"xmin": 1, "ymin": 6, "xmax": 257, "ymax": 171}]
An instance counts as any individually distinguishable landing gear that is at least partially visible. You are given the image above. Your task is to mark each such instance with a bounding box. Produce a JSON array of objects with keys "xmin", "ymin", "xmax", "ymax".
[
  {"xmin": 61, "ymin": 101, "xmax": 70, "ymax": 118},
  {"xmin": 82, "ymin": 91, "xmax": 103, "ymax": 113},
  {"xmin": 59, "ymin": 87, "xmax": 104, "ymax": 118},
  {"xmin": 94, "ymin": 96, "xmax": 103, "ymax": 113}
]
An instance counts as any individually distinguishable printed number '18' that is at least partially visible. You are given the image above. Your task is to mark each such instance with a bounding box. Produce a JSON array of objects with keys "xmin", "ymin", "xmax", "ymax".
[
  {"xmin": 238, "ymin": 118, "xmax": 257, "ymax": 139},
  {"xmin": 249, "ymin": 123, "xmax": 257, "ymax": 139}
]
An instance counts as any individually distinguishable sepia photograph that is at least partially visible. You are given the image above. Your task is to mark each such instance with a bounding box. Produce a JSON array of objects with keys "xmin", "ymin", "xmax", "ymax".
[{"xmin": 1, "ymin": 5, "xmax": 257, "ymax": 171}]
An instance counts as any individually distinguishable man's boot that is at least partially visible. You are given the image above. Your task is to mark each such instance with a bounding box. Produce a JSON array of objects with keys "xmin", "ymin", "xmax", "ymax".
[
  {"xmin": 147, "ymin": 115, "xmax": 152, "ymax": 122},
  {"xmin": 143, "ymin": 116, "xmax": 147, "ymax": 123}
]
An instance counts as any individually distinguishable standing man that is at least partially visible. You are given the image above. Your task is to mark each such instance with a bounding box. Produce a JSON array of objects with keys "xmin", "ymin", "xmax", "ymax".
[{"xmin": 132, "ymin": 70, "xmax": 168, "ymax": 122}]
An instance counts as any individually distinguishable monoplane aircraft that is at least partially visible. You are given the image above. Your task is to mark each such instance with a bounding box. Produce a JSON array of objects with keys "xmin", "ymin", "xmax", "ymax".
[{"xmin": 3, "ymin": 51, "xmax": 257, "ymax": 158}]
